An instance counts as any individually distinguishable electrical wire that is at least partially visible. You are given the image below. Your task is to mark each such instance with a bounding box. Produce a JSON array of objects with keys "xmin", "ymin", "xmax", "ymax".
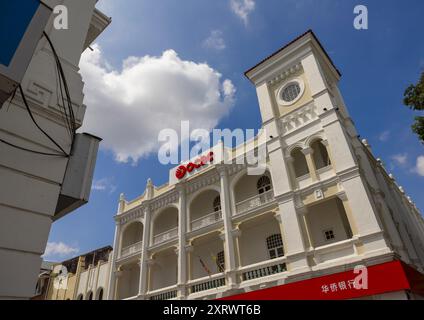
[
  {"xmin": 0, "ymin": 32, "xmax": 76, "ymax": 158},
  {"xmin": 43, "ymin": 31, "xmax": 76, "ymax": 142},
  {"xmin": 0, "ymin": 88, "xmax": 67, "ymax": 157},
  {"xmin": 0, "ymin": 137, "xmax": 67, "ymax": 157},
  {"xmin": 0, "ymin": 87, "xmax": 18, "ymax": 112},
  {"xmin": 19, "ymin": 85, "xmax": 69, "ymax": 156}
]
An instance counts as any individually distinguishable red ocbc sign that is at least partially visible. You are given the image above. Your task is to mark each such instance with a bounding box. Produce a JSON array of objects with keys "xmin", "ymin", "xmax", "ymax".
[{"xmin": 175, "ymin": 152, "xmax": 214, "ymax": 180}]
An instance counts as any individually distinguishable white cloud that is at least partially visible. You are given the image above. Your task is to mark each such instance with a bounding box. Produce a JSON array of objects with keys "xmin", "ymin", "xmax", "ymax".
[
  {"xmin": 378, "ymin": 130, "xmax": 390, "ymax": 142},
  {"xmin": 79, "ymin": 45, "xmax": 235, "ymax": 164},
  {"xmin": 230, "ymin": 0, "xmax": 256, "ymax": 25},
  {"xmin": 92, "ymin": 178, "xmax": 117, "ymax": 194},
  {"xmin": 203, "ymin": 30, "xmax": 226, "ymax": 51},
  {"xmin": 415, "ymin": 156, "xmax": 424, "ymax": 176},
  {"xmin": 391, "ymin": 153, "xmax": 408, "ymax": 166},
  {"xmin": 44, "ymin": 242, "xmax": 79, "ymax": 260}
]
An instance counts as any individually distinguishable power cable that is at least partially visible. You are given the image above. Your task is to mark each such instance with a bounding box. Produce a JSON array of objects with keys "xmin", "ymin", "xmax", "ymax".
[
  {"xmin": 19, "ymin": 85, "xmax": 69, "ymax": 156},
  {"xmin": 0, "ymin": 137, "xmax": 67, "ymax": 157}
]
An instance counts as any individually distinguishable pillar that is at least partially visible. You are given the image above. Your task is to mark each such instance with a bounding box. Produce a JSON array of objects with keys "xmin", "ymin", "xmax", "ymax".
[
  {"xmin": 107, "ymin": 221, "xmax": 121, "ymax": 300},
  {"xmin": 276, "ymin": 197, "xmax": 310, "ymax": 273},
  {"xmin": 302, "ymin": 147, "xmax": 318, "ymax": 181},
  {"xmin": 138, "ymin": 206, "xmax": 151, "ymax": 298},
  {"xmin": 217, "ymin": 166, "xmax": 238, "ymax": 288},
  {"xmin": 176, "ymin": 184, "xmax": 187, "ymax": 298}
]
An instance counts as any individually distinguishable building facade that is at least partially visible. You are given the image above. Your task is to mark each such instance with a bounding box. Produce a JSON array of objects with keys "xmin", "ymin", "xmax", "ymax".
[
  {"xmin": 0, "ymin": 0, "xmax": 110, "ymax": 299},
  {"xmin": 41, "ymin": 246, "xmax": 112, "ymax": 301},
  {"xmin": 108, "ymin": 30, "xmax": 424, "ymax": 300}
]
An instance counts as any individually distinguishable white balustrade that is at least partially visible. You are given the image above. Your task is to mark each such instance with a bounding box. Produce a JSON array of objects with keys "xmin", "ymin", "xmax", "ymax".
[
  {"xmin": 120, "ymin": 241, "xmax": 143, "ymax": 259},
  {"xmin": 191, "ymin": 210, "xmax": 222, "ymax": 231},
  {"xmin": 153, "ymin": 227, "xmax": 178, "ymax": 245},
  {"xmin": 235, "ymin": 190, "xmax": 274, "ymax": 215}
]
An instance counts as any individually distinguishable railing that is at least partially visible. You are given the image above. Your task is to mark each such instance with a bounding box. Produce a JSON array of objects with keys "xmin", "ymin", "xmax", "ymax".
[
  {"xmin": 235, "ymin": 190, "xmax": 274, "ymax": 215},
  {"xmin": 148, "ymin": 285, "xmax": 178, "ymax": 300},
  {"xmin": 120, "ymin": 241, "xmax": 143, "ymax": 258},
  {"xmin": 239, "ymin": 257, "xmax": 287, "ymax": 282},
  {"xmin": 153, "ymin": 227, "xmax": 178, "ymax": 245},
  {"xmin": 191, "ymin": 210, "xmax": 222, "ymax": 231},
  {"xmin": 188, "ymin": 274, "xmax": 226, "ymax": 294},
  {"xmin": 311, "ymin": 238, "xmax": 358, "ymax": 265}
]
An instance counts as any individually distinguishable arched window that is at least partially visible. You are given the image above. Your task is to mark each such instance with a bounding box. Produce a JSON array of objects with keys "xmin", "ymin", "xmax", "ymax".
[
  {"xmin": 213, "ymin": 196, "xmax": 221, "ymax": 212},
  {"xmin": 87, "ymin": 291, "xmax": 93, "ymax": 300},
  {"xmin": 97, "ymin": 288, "xmax": 104, "ymax": 300},
  {"xmin": 213, "ymin": 196, "xmax": 222, "ymax": 221},
  {"xmin": 77, "ymin": 294, "xmax": 83, "ymax": 300},
  {"xmin": 311, "ymin": 140, "xmax": 331, "ymax": 170},
  {"xmin": 291, "ymin": 148, "xmax": 309, "ymax": 178},
  {"xmin": 266, "ymin": 234, "xmax": 284, "ymax": 259},
  {"xmin": 216, "ymin": 251, "xmax": 225, "ymax": 273},
  {"xmin": 257, "ymin": 175, "xmax": 272, "ymax": 194}
]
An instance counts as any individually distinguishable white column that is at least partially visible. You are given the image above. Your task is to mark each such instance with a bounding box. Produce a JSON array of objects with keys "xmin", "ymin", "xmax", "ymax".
[
  {"xmin": 176, "ymin": 184, "xmax": 187, "ymax": 298},
  {"xmin": 107, "ymin": 221, "xmax": 121, "ymax": 300},
  {"xmin": 138, "ymin": 206, "xmax": 151, "ymax": 298},
  {"xmin": 217, "ymin": 166, "xmax": 238, "ymax": 288},
  {"xmin": 302, "ymin": 147, "xmax": 318, "ymax": 182},
  {"xmin": 276, "ymin": 197, "xmax": 310, "ymax": 273},
  {"xmin": 267, "ymin": 145, "xmax": 293, "ymax": 195},
  {"xmin": 320, "ymin": 110, "xmax": 357, "ymax": 173}
]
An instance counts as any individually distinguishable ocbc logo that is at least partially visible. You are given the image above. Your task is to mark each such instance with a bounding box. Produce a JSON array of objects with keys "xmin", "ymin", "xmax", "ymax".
[{"xmin": 175, "ymin": 152, "xmax": 214, "ymax": 180}]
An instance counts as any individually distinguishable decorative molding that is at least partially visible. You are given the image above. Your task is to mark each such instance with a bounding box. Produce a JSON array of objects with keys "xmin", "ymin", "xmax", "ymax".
[
  {"xmin": 118, "ymin": 206, "xmax": 145, "ymax": 225},
  {"xmin": 268, "ymin": 63, "xmax": 302, "ymax": 86},
  {"xmin": 336, "ymin": 191, "xmax": 348, "ymax": 202},
  {"xmin": 26, "ymin": 79, "xmax": 53, "ymax": 108},
  {"xmin": 314, "ymin": 189, "xmax": 324, "ymax": 200},
  {"xmin": 302, "ymin": 147, "xmax": 314, "ymax": 156},
  {"xmin": 185, "ymin": 171, "xmax": 220, "ymax": 194},
  {"xmin": 150, "ymin": 191, "xmax": 179, "ymax": 211},
  {"xmin": 231, "ymin": 228, "xmax": 242, "ymax": 238}
]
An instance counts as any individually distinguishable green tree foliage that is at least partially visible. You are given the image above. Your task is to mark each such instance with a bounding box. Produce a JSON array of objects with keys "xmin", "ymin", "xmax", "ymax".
[{"xmin": 403, "ymin": 72, "xmax": 424, "ymax": 143}]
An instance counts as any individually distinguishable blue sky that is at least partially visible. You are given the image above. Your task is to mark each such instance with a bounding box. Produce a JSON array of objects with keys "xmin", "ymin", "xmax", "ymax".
[{"xmin": 45, "ymin": 0, "xmax": 424, "ymax": 261}]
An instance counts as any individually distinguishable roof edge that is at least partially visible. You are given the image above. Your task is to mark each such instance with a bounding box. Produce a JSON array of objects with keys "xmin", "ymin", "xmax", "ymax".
[{"xmin": 244, "ymin": 30, "xmax": 341, "ymax": 82}]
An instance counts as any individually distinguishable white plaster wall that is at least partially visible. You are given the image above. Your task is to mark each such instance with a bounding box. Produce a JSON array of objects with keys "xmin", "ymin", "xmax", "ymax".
[
  {"xmin": 239, "ymin": 218, "xmax": 281, "ymax": 266},
  {"xmin": 153, "ymin": 207, "xmax": 178, "ymax": 235},
  {"xmin": 121, "ymin": 222, "xmax": 143, "ymax": 248},
  {"xmin": 117, "ymin": 264, "xmax": 140, "ymax": 299},
  {"xmin": 0, "ymin": 0, "xmax": 104, "ymax": 299},
  {"xmin": 307, "ymin": 199, "xmax": 350, "ymax": 248},
  {"xmin": 190, "ymin": 190, "xmax": 220, "ymax": 222},
  {"xmin": 191, "ymin": 237, "xmax": 224, "ymax": 279},
  {"xmin": 77, "ymin": 271, "xmax": 88, "ymax": 296},
  {"xmin": 151, "ymin": 251, "xmax": 177, "ymax": 290},
  {"xmin": 233, "ymin": 174, "xmax": 266, "ymax": 204}
]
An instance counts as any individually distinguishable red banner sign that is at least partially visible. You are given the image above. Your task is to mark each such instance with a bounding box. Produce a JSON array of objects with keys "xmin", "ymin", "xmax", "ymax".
[{"xmin": 220, "ymin": 260, "xmax": 422, "ymax": 300}]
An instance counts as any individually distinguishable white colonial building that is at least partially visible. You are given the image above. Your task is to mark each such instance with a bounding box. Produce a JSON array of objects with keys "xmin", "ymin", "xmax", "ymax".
[{"xmin": 108, "ymin": 30, "xmax": 424, "ymax": 300}]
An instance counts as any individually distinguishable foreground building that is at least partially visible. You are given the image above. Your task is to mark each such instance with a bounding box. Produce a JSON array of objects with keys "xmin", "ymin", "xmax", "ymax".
[
  {"xmin": 108, "ymin": 30, "xmax": 424, "ymax": 300},
  {"xmin": 0, "ymin": 1, "xmax": 110, "ymax": 299}
]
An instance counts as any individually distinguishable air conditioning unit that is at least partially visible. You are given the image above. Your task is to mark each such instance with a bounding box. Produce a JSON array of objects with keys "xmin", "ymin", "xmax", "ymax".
[
  {"xmin": 54, "ymin": 133, "xmax": 102, "ymax": 221},
  {"xmin": 0, "ymin": 1, "xmax": 52, "ymax": 105}
]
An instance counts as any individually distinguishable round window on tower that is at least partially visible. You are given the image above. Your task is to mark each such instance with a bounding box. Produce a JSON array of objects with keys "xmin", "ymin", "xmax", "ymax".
[
  {"xmin": 282, "ymin": 83, "xmax": 300, "ymax": 102},
  {"xmin": 277, "ymin": 79, "xmax": 305, "ymax": 106}
]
